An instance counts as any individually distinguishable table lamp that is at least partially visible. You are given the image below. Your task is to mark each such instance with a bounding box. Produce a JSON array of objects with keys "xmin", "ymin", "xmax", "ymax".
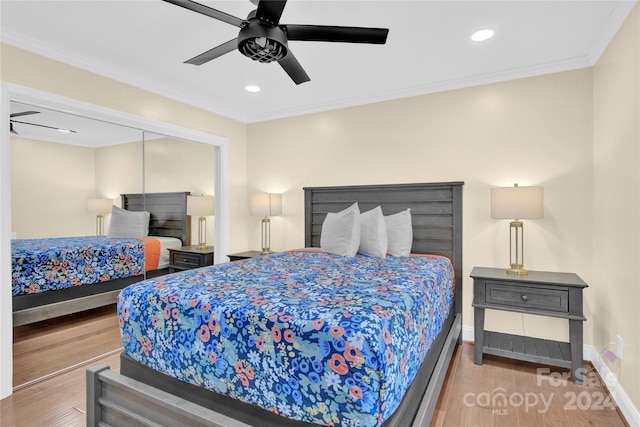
[
  {"xmin": 187, "ymin": 195, "xmax": 215, "ymax": 249},
  {"xmin": 250, "ymin": 193, "xmax": 282, "ymax": 254},
  {"xmin": 491, "ymin": 184, "xmax": 543, "ymax": 275}
]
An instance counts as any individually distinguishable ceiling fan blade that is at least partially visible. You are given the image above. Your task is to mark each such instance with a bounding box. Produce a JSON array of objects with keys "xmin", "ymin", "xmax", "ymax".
[
  {"xmin": 11, "ymin": 120, "xmax": 77, "ymax": 134},
  {"xmin": 10, "ymin": 111, "xmax": 40, "ymax": 118},
  {"xmin": 162, "ymin": 0, "xmax": 244, "ymax": 28},
  {"xmin": 185, "ymin": 39, "xmax": 238, "ymax": 65},
  {"xmin": 256, "ymin": 0, "xmax": 287, "ymax": 25},
  {"xmin": 278, "ymin": 50, "xmax": 310, "ymax": 85},
  {"xmin": 284, "ymin": 25, "xmax": 389, "ymax": 44}
]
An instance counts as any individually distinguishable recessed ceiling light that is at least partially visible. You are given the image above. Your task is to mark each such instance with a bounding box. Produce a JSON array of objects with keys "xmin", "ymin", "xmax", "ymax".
[
  {"xmin": 471, "ymin": 29, "xmax": 495, "ymax": 42},
  {"xmin": 245, "ymin": 85, "xmax": 261, "ymax": 93}
]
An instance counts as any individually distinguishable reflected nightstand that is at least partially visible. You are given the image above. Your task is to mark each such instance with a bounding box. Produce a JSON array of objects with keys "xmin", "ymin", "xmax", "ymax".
[{"xmin": 168, "ymin": 246, "xmax": 214, "ymax": 272}]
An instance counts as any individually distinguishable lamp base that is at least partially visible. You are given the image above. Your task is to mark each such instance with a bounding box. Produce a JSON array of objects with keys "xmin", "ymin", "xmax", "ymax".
[
  {"xmin": 196, "ymin": 216, "xmax": 208, "ymax": 251},
  {"xmin": 260, "ymin": 217, "xmax": 272, "ymax": 256},
  {"xmin": 507, "ymin": 264, "xmax": 528, "ymax": 275}
]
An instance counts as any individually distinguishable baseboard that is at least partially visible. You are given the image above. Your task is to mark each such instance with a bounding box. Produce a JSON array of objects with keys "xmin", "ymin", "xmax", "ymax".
[
  {"xmin": 462, "ymin": 325, "xmax": 474, "ymax": 343},
  {"xmin": 461, "ymin": 325, "xmax": 640, "ymax": 426},
  {"xmin": 584, "ymin": 345, "xmax": 640, "ymax": 427}
]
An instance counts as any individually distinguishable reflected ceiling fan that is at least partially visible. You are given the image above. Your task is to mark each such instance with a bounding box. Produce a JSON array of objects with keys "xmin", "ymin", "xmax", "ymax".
[
  {"xmin": 10, "ymin": 110, "xmax": 77, "ymax": 135},
  {"xmin": 163, "ymin": 0, "xmax": 389, "ymax": 84}
]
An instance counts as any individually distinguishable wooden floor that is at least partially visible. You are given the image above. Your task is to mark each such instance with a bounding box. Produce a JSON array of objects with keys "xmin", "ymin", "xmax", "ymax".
[
  {"xmin": 1, "ymin": 307, "xmax": 629, "ymax": 427},
  {"xmin": 431, "ymin": 344, "xmax": 629, "ymax": 427}
]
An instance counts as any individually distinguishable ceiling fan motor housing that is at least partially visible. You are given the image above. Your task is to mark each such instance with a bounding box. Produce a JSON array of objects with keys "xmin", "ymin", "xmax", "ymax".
[{"xmin": 238, "ymin": 22, "xmax": 288, "ymax": 63}]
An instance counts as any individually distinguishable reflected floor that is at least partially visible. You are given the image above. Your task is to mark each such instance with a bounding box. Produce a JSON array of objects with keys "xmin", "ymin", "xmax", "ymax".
[{"xmin": 12, "ymin": 304, "xmax": 122, "ymax": 389}]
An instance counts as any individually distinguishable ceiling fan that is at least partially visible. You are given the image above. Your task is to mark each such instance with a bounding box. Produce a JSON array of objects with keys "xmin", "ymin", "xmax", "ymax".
[
  {"xmin": 163, "ymin": 0, "xmax": 389, "ymax": 84},
  {"xmin": 10, "ymin": 110, "xmax": 77, "ymax": 135}
]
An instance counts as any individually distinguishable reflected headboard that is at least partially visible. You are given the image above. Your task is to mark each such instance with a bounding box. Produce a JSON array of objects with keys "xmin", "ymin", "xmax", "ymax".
[
  {"xmin": 303, "ymin": 182, "xmax": 463, "ymax": 314},
  {"xmin": 121, "ymin": 191, "xmax": 191, "ymax": 246}
]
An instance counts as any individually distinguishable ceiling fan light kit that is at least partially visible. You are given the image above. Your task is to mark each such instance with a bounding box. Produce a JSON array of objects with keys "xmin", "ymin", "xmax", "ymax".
[
  {"xmin": 238, "ymin": 24, "xmax": 288, "ymax": 63},
  {"xmin": 163, "ymin": 0, "xmax": 389, "ymax": 85}
]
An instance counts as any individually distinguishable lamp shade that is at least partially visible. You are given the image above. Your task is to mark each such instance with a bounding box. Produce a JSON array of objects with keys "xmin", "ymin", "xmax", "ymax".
[
  {"xmin": 187, "ymin": 195, "xmax": 215, "ymax": 216},
  {"xmin": 250, "ymin": 193, "xmax": 282, "ymax": 217},
  {"xmin": 491, "ymin": 185, "xmax": 543, "ymax": 219},
  {"xmin": 87, "ymin": 198, "xmax": 113, "ymax": 214}
]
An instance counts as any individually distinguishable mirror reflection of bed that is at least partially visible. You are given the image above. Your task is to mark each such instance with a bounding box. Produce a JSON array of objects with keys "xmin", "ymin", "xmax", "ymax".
[
  {"xmin": 12, "ymin": 191, "xmax": 192, "ymax": 388},
  {"xmin": 9, "ymin": 103, "xmax": 216, "ymax": 388}
]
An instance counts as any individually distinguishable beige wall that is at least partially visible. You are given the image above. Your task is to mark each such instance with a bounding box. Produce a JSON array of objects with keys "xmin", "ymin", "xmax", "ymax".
[
  {"xmin": 10, "ymin": 137, "xmax": 97, "ymax": 238},
  {"xmin": 593, "ymin": 4, "xmax": 640, "ymax": 409},
  {"xmin": 94, "ymin": 141, "xmax": 144, "ymax": 203},
  {"xmin": 248, "ymin": 69, "xmax": 594, "ymax": 345},
  {"xmin": 11, "ymin": 136, "xmax": 216, "ymax": 246}
]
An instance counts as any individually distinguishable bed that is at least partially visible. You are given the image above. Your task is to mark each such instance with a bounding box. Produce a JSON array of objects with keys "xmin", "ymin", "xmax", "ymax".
[
  {"xmin": 12, "ymin": 191, "xmax": 191, "ymax": 326},
  {"xmin": 87, "ymin": 181, "xmax": 463, "ymax": 427}
]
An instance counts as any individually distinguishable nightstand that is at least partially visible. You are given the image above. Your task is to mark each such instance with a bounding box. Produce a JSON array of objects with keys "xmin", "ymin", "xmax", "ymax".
[
  {"xmin": 227, "ymin": 250, "xmax": 265, "ymax": 262},
  {"xmin": 168, "ymin": 246, "xmax": 214, "ymax": 272},
  {"xmin": 471, "ymin": 266, "xmax": 588, "ymax": 384}
]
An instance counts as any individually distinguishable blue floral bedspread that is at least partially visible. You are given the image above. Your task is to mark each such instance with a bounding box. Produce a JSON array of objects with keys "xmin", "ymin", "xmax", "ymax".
[
  {"xmin": 118, "ymin": 251, "xmax": 454, "ymax": 426},
  {"xmin": 12, "ymin": 236, "xmax": 145, "ymax": 296}
]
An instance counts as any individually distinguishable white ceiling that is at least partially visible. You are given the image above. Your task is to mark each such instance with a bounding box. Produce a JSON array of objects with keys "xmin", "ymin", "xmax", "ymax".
[{"xmin": 1, "ymin": 0, "xmax": 637, "ymax": 128}]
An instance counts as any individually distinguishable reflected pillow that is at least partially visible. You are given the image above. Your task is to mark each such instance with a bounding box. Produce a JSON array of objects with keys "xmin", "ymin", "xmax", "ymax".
[
  {"xmin": 107, "ymin": 205, "xmax": 150, "ymax": 238},
  {"xmin": 320, "ymin": 203, "xmax": 360, "ymax": 257},
  {"xmin": 384, "ymin": 209, "xmax": 412, "ymax": 256},
  {"xmin": 359, "ymin": 206, "xmax": 387, "ymax": 258}
]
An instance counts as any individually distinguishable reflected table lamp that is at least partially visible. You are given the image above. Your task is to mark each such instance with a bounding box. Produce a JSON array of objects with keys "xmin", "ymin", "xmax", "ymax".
[
  {"xmin": 187, "ymin": 195, "xmax": 215, "ymax": 249},
  {"xmin": 87, "ymin": 198, "xmax": 113, "ymax": 236},
  {"xmin": 491, "ymin": 184, "xmax": 543, "ymax": 275},
  {"xmin": 250, "ymin": 193, "xmax": 282, "ymax": 254}
]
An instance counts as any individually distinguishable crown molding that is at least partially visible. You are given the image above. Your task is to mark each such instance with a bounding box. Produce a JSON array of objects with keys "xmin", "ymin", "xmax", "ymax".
[{"xmin": 246, "ymin": 55, "xmax": 592, "ymax": 123}]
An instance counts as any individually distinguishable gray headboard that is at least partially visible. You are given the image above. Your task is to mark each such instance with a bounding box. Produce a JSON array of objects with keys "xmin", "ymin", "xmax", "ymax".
[
  {"xmin": 304, "ymin": 182, "xmax": 463, "ymax": 314},
  {"xmin": 121, "ymin": 191, "xmax": 191, "ymax": 246}
]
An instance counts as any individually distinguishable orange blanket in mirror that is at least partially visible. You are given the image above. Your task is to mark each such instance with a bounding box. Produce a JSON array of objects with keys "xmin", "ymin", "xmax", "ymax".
[{"xmin": 144, "ymin": 237, "xmax": 161, "ymax": 272}]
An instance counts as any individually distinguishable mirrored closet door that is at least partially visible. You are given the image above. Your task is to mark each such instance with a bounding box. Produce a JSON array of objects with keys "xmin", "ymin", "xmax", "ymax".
[{"xmin": 10, "ymin": 101, "xmax": 144, "ymax": 388}]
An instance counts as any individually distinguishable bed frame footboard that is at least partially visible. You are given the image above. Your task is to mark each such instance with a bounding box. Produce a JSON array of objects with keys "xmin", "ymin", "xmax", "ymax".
[
  {"xmin": 86, "ymin": 365, "xmax": 251, "ymax": 427},
  {"xmin": 86, "ymin": 314, "xmax": 461, "ymax": 427}
]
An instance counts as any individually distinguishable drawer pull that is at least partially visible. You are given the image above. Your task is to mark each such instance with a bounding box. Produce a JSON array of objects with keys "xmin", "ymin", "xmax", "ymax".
[{"xmin": 521, "ymin": 295, "xmax": 528, "ymax": 301}]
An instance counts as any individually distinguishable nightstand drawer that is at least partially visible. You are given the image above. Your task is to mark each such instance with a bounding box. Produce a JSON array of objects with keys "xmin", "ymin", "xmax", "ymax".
[
  {"xmin": 170, "ymin": 252, "xmax": 202, "ymax": 269},
  {"xmin": 485, "ymin": 282, "xmax": 568, "ymax": 313}
]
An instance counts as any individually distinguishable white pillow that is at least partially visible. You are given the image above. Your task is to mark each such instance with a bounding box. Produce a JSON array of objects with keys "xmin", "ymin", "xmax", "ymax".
[
  {"xmin": 107, "ymin": 205, "xmax": 150, "ymax": 238},
  {"xmin": 359, "ymin": 206, "xmax": 387, "ymax": 258},
  {"xmin": 384, "ymin": 209, "xmax": 412, "ymax": 256},
  {"xmin": 320, "ymin": 203, "xmax": 360, "ymax": 256}
]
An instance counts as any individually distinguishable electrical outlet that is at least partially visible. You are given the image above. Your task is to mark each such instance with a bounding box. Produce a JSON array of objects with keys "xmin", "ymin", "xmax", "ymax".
[{"xmin": 617, "ymin": 335, "xmax": 623, "ymax": 360}]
